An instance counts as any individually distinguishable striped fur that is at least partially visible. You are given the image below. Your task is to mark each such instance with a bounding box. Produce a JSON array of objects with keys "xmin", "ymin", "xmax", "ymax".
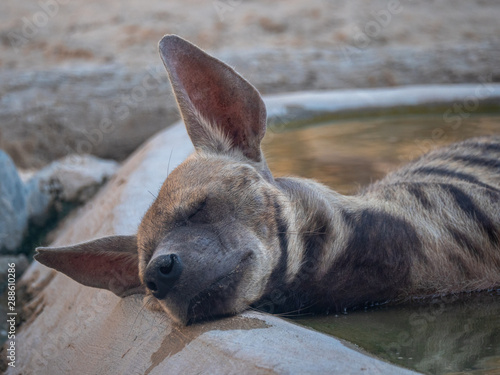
[
  {"xmin": 135, "ymin": 36, "xmax": 500, "ymax": 324},
  {"xmin": 251, "ymin": 136, "xmax": 500, "ymax": 315},
  {"xmin": 138, "ymin": 133, "xmax": 500, "ymax": 323},
  {"xmin": 34, "ymin": 36, "xmax": 500, "ymax": 325}
]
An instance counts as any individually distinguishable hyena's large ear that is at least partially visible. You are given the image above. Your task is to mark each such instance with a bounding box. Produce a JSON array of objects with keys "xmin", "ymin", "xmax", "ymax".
[
  {"xmin": 34, "ymin": 235, "xmax": 144, "ymax": 297},
  {"xmin": 159, "ymin": 35, "xmax": 267, "ymax": 162}
]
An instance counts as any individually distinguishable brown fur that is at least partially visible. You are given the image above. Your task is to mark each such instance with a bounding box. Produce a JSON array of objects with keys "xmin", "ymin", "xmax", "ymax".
[{"xmin": 34, "ymin": 35, "xmax": 500, "ymax": 325}]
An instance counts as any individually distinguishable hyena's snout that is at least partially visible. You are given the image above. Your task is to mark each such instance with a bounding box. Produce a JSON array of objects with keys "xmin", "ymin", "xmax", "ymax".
[{"xmin": 144, "ymin": 254, "xmax": 183, "ymax": 299}]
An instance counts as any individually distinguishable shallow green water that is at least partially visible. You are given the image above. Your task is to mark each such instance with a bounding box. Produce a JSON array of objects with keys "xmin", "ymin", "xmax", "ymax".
[
  {"xmin": 262, "ymin": 112, "xmax": 500, "ymax": 375},
  {"xmin": 262, "ymin": 112, "xmax": 500, "ymax": 195},
  {"xmin": 294, "ymin": 292, "xmax": 500, "ymax": 375}
]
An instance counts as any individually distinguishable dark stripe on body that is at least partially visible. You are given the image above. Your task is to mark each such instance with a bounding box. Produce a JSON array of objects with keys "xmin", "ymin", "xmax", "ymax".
[
  {"xmin": 483, "ymin": 142, "xmax": 500, "ymax": 153},
  {"xmin": 446, "ymin": 225, "xmax": 484, "ymax": 259},
  {"xmin": 322, "ymin": 209, "xmax": 424, "ymax": 311},
  {"xmin": 450, "ymin": 136, "xmax": 500, "ymax": 153},
  {"xmin": 441, "ymin": 184, "xmax": 499, "ymax": 246},
  {"xmin": 451, "ymin": 155, "xmax": 500, "ymax": 171},
  {"xmin": 299, "ymin": 215, "xmax": 330, "ymax": 278},
  {"xmin": 264, "ymin": 199, "xmax": 289, "ymax": 294},
  {"xmin": 461, "ymin": 140, "xmax": 500, "ymax": 154},
  {"xmin": 406, "ymin": 184, "xmax": 433, "ymax": 209},
  {"xmin": 284, "ymin": 206, "xmax": 332, "ymax": 311},
  {"xmin": 413, "ymin": 166, "xmax": 500, "ymax": 192},
  {"xmin": 446, "ymin": 252, "xmax": 474, "ymax": 279},
  {"xmin": 251, "ymin": 193, "xmax": 290, "ymax": 313}
]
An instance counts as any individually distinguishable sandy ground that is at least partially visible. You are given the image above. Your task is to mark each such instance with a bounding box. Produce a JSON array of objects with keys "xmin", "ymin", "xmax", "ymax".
[
  {"xmin": 0, "ymin": 0, "xmax": 499, "ymax": 167},
  {"xmin": 1, "ymin": 0, "xmax": 499, "ymax": 71}
]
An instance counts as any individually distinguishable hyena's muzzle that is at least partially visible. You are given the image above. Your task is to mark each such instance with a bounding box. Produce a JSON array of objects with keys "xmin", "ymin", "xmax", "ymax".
[{"xmin": 141, "ymin": 225, "xmax": 256, "ymax": 324}]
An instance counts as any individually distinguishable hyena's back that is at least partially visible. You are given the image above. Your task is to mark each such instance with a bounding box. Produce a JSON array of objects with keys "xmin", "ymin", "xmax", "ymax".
[
  {"xmin": 364, "ymin": 136, "xmax": 500, "ymax": 297},
  {"xmin": 33, "ymin": 36, "xmax": 500, "ymax": 322}
]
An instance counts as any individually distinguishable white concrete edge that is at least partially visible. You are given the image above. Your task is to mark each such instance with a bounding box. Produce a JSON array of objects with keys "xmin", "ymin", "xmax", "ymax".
[{"xmin": 264, "ymin": 83, "xmax": 500, "ymax": 117}]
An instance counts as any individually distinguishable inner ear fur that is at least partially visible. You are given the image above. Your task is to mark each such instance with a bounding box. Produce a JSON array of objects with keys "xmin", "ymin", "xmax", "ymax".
[
  {"xmin": 34, "ymin": 235, "xmax": 144, "ymax": 297},
  {"xmin": 159, "ymin": 34, "xmax": 267, "ymax": 162}
]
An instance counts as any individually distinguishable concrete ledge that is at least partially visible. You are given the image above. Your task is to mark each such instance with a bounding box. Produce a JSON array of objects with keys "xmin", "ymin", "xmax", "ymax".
[{"xmin": 265, "ymin": 83, "xmax": 500, "ymax": 120}]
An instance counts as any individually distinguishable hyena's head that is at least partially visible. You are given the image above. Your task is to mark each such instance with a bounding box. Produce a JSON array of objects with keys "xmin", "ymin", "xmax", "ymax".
[{"xmin": 35, "ymin": 35, "xmax": 286, "ymax": 324}]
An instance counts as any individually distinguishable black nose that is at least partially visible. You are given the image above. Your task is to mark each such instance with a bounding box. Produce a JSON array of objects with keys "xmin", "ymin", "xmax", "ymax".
[{"xmin": 144, "ymin": 254, "xmax": 183, "ymax": 299}]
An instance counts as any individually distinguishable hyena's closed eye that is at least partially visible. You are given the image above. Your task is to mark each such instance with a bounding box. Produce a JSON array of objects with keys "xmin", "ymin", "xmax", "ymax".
[{"xmin": 35, "ymin": 34, "xmax": 500, "ymax": 326}]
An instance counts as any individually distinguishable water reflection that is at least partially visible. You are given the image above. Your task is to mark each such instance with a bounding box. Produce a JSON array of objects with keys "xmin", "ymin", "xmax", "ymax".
[
  {"xmin": 295, "ymin": 292, "xmax": 500, "ymax": 375},
  {"xmin": 262, "ymin": 114, "xmax": 500, "ymax": 195}
]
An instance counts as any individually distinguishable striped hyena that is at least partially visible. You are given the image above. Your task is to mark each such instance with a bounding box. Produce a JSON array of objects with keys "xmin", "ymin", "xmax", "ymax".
[{"xmin": 35, "ymin": 35, "xmax": 500, "ymax": 325}]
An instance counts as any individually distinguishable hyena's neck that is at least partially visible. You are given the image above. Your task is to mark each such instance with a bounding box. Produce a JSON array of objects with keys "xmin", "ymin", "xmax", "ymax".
[
  {"xmin": 272, "ymin": 177, "xmax": 422, "ymax": 312},
  {"xmin": 274, "ymin": 177, "xmax": 362, "ymax": 280}
]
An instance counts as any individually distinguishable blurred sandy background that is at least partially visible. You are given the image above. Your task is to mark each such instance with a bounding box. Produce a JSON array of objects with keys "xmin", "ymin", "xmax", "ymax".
[{"xmin": 1, "ymin": 0, "xmax": 499, "ymax": 167}]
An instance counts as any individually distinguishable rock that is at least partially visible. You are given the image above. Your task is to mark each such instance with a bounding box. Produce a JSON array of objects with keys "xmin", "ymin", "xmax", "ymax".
[
  {"xmin": 0, "ymin": 151, "xmax": 118, "ymax": 255},
  {"xmin": 0, "ymin": 151, "xmax": 28, "ymax": 254},
  {"xmin": 30, "ymin": 154, "xmax": 119, "ymax": 203},
  {"xmin": 24, "ymin": 177, "xmax": 52, "ymax": 227},
  {"xmin": 25, "ymin": 154, "xmax": 119, "ymax": 225}
]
